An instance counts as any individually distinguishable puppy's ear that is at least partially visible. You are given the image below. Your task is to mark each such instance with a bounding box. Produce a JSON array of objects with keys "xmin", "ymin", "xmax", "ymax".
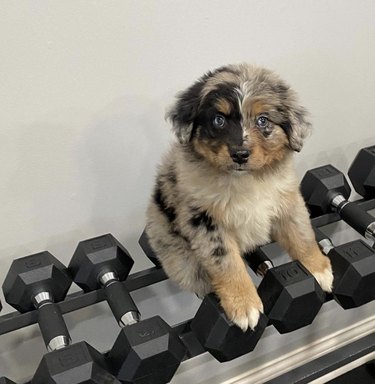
[
  {"xmin": 281, "ymin": 101, "xmax": 312, "ymax": 153},
  {"xmin": 166, "ymin": 80, "xmax": 204, "ymax": 144}
]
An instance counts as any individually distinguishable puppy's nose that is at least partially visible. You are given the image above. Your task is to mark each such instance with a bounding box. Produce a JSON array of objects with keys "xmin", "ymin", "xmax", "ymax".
[{"xmin": 231, "ymin": 149, "xmax": 250, "ymax": 164}]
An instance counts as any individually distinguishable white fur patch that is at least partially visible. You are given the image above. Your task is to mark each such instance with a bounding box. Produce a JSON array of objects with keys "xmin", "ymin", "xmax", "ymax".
[
  {"xmin": 312, "ymin": 267, "xmax": 334, "ymax": 293},
  {"xmin": 232, "ymin": 307, "xmax": 262, "ymax": 332}
]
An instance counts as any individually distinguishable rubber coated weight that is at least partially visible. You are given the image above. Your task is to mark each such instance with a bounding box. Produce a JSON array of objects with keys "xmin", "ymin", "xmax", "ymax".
[
  {"xmin": 191, "ymin": 294, "xmax": 267, "ymax": 362},
  {"xmin": 331, "ymin": 241, "xmax": 375, "ymax": 308},
  {"xmin": 301, "ymin": 165, "xmax": 351, "ymax": 217},
  {"xmin": 301, "ymin": 165, "xmax": 375, "ymax": 241},
  {"xmin": 2, "ymin": 252, "xmax": 71, "ymax": 313},
  {"xmin": 108, "ymin": 316, "xmax": 186, "ymax": 384},
  {"xmin": 32, "ymin": 342, "xmax": 120, "ymax": 384},
  {"xmin": 2, "ymin": 252, "xmax": 71, "ymax": 349},
  {"xmin": 315, "ymin": 228, "xmax": 375, "ymax": 309},
  {"xmin": 348, "ymin": 145, "xmax": 375, "ymax": 199},
  {"xmin": 68, "ymin": 234, "xmax": 134, "ymax": 292},
  {"xmin": 245, "ymin": 249, "xmax": 325, "ymax": 333}
]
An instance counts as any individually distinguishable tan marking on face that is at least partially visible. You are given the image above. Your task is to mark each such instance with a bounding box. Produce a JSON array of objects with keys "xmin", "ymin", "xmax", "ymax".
[
  {"xmin": 240, "ymin": 99, "xmax": 274, "ymax": 127},
  {"xmin": 192, "ymin": 138, "xmax": 231, "ymax": 168},
  {"xmin": 250, "ymin": 100, "xmax": 273, "ymax": 117},
  {"xmin": 215, "ymin": 98, "xmax": 232, "ymax": 115},
  {"xmin": 248, "ymin": 126, "xmax": 289, "ymax": 170}
]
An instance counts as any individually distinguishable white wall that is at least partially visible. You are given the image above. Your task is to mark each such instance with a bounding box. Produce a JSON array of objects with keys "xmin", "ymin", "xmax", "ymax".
[{"xmin": 1, "ymin": 1, "xmax": 375, "ymax": 382}]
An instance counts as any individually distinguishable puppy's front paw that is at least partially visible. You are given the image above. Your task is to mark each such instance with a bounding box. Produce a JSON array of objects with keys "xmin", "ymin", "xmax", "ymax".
[
  {"xmin": 220, "ymin": 291, "xmax": 264, "ymax": 332},
  {"xmin": 302, "ymin": 253, "xmax": 333, "ymax": 293}
]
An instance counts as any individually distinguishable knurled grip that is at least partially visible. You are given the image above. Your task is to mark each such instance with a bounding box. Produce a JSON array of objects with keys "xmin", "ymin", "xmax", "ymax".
[
  {"xmin": 338, "ymin": 201, "xmax": 375, "ymax": 239},
  {"xmin": 37, "ymin": 301, "xmax": 71, "ymax": 350},
  {"xmin": 104, "ymin": 280, "xmax": 140, "ymax": 325}
]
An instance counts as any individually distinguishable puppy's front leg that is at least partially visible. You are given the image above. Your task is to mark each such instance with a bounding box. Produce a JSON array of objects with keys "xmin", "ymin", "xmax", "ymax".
[
  {"xmin": 196, "ymin": 232, "xmax": 263, "ymax": 331},
  {"xmin": 272, "ymin": 192, "xmax": 333, "ymax": 292}
]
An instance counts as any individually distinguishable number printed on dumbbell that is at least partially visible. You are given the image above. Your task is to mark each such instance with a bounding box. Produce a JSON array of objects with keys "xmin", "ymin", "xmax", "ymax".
[
  {"xmin": 276, "ymin": 264, "xmax": 308, "ymax": 283},
  {"xmin": 24, "ymin": 255, "xmax": 42, "ymax": 269},
  {"xmin": 89, "ymin": 234, "xmax": 115, "ymax": 251},
  {"xmin": 138, "ymin": 329, "xmax": 155, "ymax": 338},
  {"xmin": 312, "ymin": 165, "xmax": 338, "ymax": 178},
  {"xmin": 58, "ymin": 349, "xmax": 86, "ymax": 367},
  {"xmin": 341, "ymin": 243, "xmax": 374, "ymax": 261}
]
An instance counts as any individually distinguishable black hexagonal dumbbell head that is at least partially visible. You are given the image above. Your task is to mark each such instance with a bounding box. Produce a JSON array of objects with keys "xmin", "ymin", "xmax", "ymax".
[
  {"xmin": 300, "ymin": 164, "xmax": 351, "ymax": 217},
  {"xmin": 315, "ymin": 228, "xmax": 375, "ymax": 309},
  {"xmin": 108, "ymin": 316, "xmax": 186, "ymax": 384},
  {"xmin": 2, "ymin": 251, "xmax": 71, "ymax": 313},
  {"xmin": 348, "ymin": 145, "xmax": 375, "ymax": 199},
  {"xmin": 69, "ymin": 234, "xmax": 186, "ymax": 384},
  {"xmin": 2, "ymin": 252, "xmax": 73, "ymax": 350},
  {"xmin": 245, "ymin": 249, "xmax": 325, "ymax": 333},
  {"xmin": 69, "ymin": 234, "xmax": 134, "ymax": 292},
  {"xmin": 191, "ymin": 294, "xmax": 267, "ymax": 362},
  {"xmin": 301, "ymin": 165, "xmax": 375, "ymax": 241},
  {"xmin": 32, "ymin": 341, "xmax": 121, "ymax": 384}
]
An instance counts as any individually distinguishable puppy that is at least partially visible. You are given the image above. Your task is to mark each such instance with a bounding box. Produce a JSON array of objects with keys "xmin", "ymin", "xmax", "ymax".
[{"xmin": 145, "ymin": 63, "xmax": 333, "ymax": 331}]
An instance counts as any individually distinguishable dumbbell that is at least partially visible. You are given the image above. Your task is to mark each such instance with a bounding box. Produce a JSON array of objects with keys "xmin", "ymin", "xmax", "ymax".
[
  {"xmin": 348, "ymin": 145, "xmax": 375, "ymax": 200},
  {"xmin": 68, "ymin": 234, "xmax": 186, "ymax": 384},
  {"xmin": 244, "ymin": 249, "xmax": 325, "ymax": 333},
  {"xmin": 2, "ymin": 251, "xmax": 120, "ymax": 384},
  {"xmin": 315, "ymin": 228, "xmax": 375, "ymax": 308},
  {"xmin": 138, "ymin": 231, "xmax": 268, "ymax": 362},
  {"xmin": 301, "ymin": 164, "xmax": 375, "ymax": 241}
]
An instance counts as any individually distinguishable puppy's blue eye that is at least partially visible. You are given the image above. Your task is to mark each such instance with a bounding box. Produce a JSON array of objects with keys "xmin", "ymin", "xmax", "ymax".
[
  {"xmin": 256, "ymin": 116, "xmax": 269, "ymax": 128},
  {"xmin": 213, "ymin": 114, "xmax": 226, "ymax": 128}
]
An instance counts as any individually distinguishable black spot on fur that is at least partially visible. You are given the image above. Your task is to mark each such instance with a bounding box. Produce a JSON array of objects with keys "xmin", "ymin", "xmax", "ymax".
[
  {"xmin": 154, "ymin": 186, "xmax": 176, "ymax": 223},
  {"xmin": 195, "ymin": 83, "xmax": 244, "ymax": 148},
  {"xmin": 212, "ymin": 246, "xmax": 226, "ymax": 257},
  {"xmin": 169, "ymin": 227, "xmax": 189, "ymax": 243},
  {"xmin": 280, "ymin": 120, "xmax": 292, "ymax": 135},
  {"xmin": 210, "ymin": 234, "xmax": 222, "ymax": 243},
  {"xmin": 167, "ymin": 171, "xmax": 177, "ymax": 184},
  {"xmin": 169, "ymin": 80, "xmax": 205, "ymax": 130},
  {"xmin": 190, "ymin": 211, "xmax": 216, "ymax": 231}
]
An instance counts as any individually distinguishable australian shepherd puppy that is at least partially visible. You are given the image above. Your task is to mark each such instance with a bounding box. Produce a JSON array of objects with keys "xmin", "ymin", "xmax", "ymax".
[{"xmin": 145, "ymin": 63, "xmax": 333, "ymax": 331}]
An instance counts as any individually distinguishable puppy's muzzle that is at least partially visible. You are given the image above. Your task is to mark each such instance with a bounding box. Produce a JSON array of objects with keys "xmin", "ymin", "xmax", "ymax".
[{"xmin": 230, "ymin": 148, "xmax": 250, "ymax": 165}]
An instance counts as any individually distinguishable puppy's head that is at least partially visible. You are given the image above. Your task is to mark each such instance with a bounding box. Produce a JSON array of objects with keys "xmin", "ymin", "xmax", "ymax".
[{"xmin": 167, "ymin": 64, "xmax": 311, "ymax": 173}]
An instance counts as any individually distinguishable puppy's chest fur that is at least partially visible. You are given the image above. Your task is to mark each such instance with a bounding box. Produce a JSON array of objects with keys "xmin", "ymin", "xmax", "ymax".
[{"xmin": 174, "ymin": 150, "xmax": 297, "ymax": 252}]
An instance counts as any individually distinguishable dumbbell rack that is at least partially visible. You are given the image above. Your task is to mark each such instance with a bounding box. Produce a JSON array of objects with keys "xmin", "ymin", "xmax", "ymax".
[{"xmin": 1, "ymin": 197, "xmax": 375, "ymax": 384}]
